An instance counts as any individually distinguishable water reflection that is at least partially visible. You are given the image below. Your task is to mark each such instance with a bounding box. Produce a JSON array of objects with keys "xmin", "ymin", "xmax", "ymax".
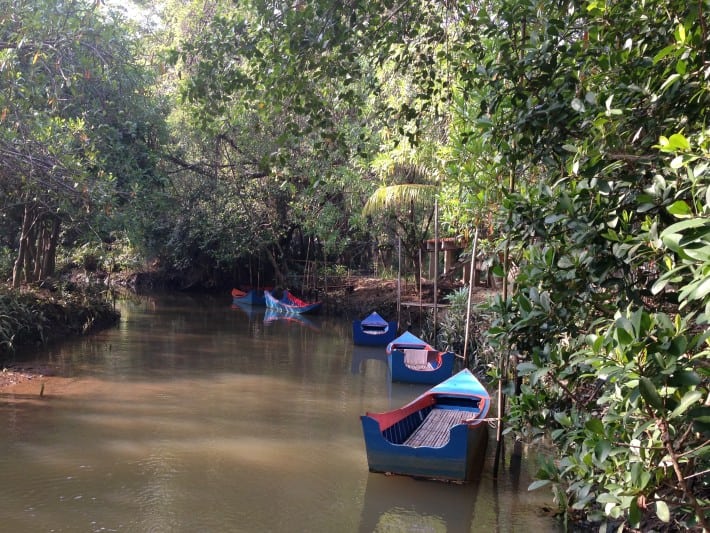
[
  {"xmin": 351, "ymin": 345, "xmax": 387, "ymax": 375},
  {"xmin": 360, "ymin": 473, "xmax": 479, "ymax": 532},
  {"xmin": 263, "ymin": 308, "xmax": 321, "ymax": 331},
  {"xmin": 0, "ymin": 293, "xmax": 562, "ymax": 533}
]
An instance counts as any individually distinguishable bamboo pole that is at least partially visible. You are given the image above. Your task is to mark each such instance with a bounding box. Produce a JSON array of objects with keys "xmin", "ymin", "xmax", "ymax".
[
  {"xmin": 397, "ymin": 237, "xmax": 401, "ymax": 330},
  {"xmin": 433, "ymin": 198, "xmax": 438, "ymax": 333},
  {"xmin": 462, "ymin": 228, "xmax": 479, "ymax": 366},
  {"xmin": 418, "ymin": 248, "xmax": 424, "ymax": 330}
]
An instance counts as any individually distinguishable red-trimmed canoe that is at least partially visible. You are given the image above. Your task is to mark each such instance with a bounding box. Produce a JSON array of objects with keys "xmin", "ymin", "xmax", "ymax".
[
  {"xmin": 353, "ymin": 311, "xmax": 398, "ymax": 346},
  {"xmin": 231, "ymin": 288, "xmax": 266, "ymax": 306},
  {"xmin": 386, "ymin": 331, "xmax": 456, "ymax": 385},
  {"xmin": 264, "ymin": 290, "xmax": 322, "ymax": 314},
  {"xmin": 360, "ymin": 369, "xmax": 490, "ymax": 483}
]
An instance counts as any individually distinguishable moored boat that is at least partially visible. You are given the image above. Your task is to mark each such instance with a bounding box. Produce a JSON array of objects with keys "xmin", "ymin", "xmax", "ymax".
[
  {"xmin": 386, "ymin": 331, "xmax": 456, "ymax": 385},
  {"xmin": 231, "ymin": 288, "xmax": 267, "ymax": 306},
  {"xmin": 360, "ymin": 369, "xmax": 490, "ymax": 483},
  {"xmin": 353, "ymin": 311, "xmax": 398, "ymax": 346},
  {"xmin": 264, "ymin": 289, "xmax": 322, "ymax": 314}
]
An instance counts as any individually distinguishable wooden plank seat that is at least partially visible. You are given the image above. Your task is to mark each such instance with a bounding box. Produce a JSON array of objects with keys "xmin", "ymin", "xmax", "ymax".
[{"xmin": 403, "ymin": 408, "xmax": 479, "ymax": 448}]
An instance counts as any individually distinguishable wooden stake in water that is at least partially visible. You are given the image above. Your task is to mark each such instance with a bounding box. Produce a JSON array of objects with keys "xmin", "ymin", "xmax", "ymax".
[{"xmin": 462, "ymin": 228, "xmax": 479, "ymax": 367}]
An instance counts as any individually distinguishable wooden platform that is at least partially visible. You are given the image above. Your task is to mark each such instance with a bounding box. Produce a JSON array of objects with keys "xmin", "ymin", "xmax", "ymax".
[
  {"xmin": 400, "ymin": 301, "xmax": 448, "ymax": 309},
  {"xmin": 404, "ymin": 408, "xmax": 479, "ymax": 448}
]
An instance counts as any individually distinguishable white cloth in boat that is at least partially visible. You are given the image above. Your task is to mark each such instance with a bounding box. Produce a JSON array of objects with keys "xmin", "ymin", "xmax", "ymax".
[{"xmin": 403, "ymin": 349, "xmax": 436, "ymax": 370}]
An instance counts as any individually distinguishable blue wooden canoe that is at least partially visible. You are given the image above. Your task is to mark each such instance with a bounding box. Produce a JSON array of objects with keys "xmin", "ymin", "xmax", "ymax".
[
  {"xmin": 264, "ymin": 290, "xmax": 322, "ymax": 314},
  {"xmin": 386, "ymin": 331, "xmax": 456, "ymax": 385},
  {"xmin": 231, "ymin": 288, "xmax": 266, "ymax": 306},
  {"xmin": 353, "ymin": 311, "xmax": 398, "ymax": 346},
  {"xmin": 360, "ymin": 369, "xmax": 490, "ymax": 483}
]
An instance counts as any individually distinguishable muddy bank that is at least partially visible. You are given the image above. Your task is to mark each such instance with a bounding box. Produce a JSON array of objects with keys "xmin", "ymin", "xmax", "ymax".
[{"xmin": 0, "ymin": 282, "xmax": 120, "ymax": 362}]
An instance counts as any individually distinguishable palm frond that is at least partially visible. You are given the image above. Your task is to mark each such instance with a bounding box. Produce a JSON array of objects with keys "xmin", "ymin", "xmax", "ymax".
[{"xmin": 362, "ymin": 184, "xmax": 436, "ymax": 217}]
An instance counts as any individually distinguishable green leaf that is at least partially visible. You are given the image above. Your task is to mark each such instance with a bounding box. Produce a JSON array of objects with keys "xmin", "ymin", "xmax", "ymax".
[
  {"xmin": 528, "ymin": 479, "xmax": 552, "ymax": 491},
  {"xmin": 656, "ymin": 500, "xmax": 670, "ymax": 523},
  {"xmin": 669, "ymin": 370, "xmax": 701, "ymax": 387},
  {"xmin": 594, "ymin": 439, "xmax": 612, "ymax": 463},
  {"xmin": 639, "ymin": 377, "xmax": 665, "ymax": 411},
  {"xmin": 667, "ymin": 200, "xmax": 692, "ymax": 217},
  {"xmin": 596, "ymin": 493, "xmax": 620, "ymax": 504},
  {"xmin": 669, "ymin": 390, "xmax": 703, "ymax": 419},
  {"xmin": 653, "ymin": 45, "xmax": 677, "ymax": 64},
  {"xmin": 615, "ymin": 319, "xmax": 634, "ymax": 346},
  {"xmin": 585, "ymin": 418, "xmax": 604, "ymax": 435},
  {"xmin": 662, "ymin": 218, "xmax": 707, "ymax": 235},
  {"xmin": 668, "ymin": 336, "xmax": 688, "ymax": 357},
  {"xmin": 554, "ymin": 412, "xmax": 572, "ymax": 427},
  {"xmin": 517, "ymin": 361, "xmax": 539, "ymax": 375},
  {"xmin": 629, "ymin": 497, "xmax": 641, "ymax": 527},
  {"xmin": 668, "ymin": 133, "xmax": 690, "ymax": 151}
]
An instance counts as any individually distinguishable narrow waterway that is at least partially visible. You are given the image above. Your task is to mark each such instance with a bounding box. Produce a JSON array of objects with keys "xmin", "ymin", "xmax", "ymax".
[{"xmin": 0, "ymin": 293, "xmax": 562, "ymax": 532}]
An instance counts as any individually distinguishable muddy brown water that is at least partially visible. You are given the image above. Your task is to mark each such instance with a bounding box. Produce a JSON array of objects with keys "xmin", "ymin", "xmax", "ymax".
[{"xmin": 0, "ymin": 293, "xmax": 562, "ymax": 532}]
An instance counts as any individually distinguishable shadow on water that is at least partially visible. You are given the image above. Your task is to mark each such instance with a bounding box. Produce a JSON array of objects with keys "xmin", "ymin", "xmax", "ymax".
[
  {"xmin": 351, "ymin": 345, "xmax": 388, "ymax": 375},
  {"xmin": 359, "ymin": 472, "xmax": 482, "ymax": 532}
]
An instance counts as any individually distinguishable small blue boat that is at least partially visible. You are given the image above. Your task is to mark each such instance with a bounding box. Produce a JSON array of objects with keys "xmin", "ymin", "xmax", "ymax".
[
  {"xmin": 360, "ymin": 369, "xmax": 490, "ymax": 483},
  {"xmin": 353, "ymin": 311, "xmax": 398, "ymax": 346},
  {"xmin": 264, "ymin": 290, "xmax": 322, "ymax": 314},
  {"xmin": 231, "ymin": 288, "xmax": 266, "ymax": 306},
  {"xmin": 386, "ymin": 331, "xmax": 456, "ymax": 385}
]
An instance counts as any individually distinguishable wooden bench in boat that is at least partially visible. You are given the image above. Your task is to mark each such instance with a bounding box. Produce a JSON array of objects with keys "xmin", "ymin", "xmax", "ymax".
[{"xmin": 403, "ymin": 408, "xmax": 479, "ymax": 448}]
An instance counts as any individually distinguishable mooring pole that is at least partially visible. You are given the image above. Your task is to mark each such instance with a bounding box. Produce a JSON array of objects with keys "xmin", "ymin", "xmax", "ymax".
[
  {"xmin": 462, "ymin": 228, "xmax": 479, "ymax": 366},
  {"xmin": 397, "ymin": 237, "xmax": 401, "ymax": 329},
  {"xmin": 433, "ymin": 198, "xmax": 438, "ymax": 333}
]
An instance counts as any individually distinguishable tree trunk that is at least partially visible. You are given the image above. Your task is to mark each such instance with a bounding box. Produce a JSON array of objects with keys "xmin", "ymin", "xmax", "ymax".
[
  {"xmin": 40, "ymin": 217, "xmax": 60, "ymax": 279},
  {"xmin": 264, "ymin": 246, "xmax": 285, "ymax": 287},
  {"xmin": 11, "ymin": 204, "xmax": 60, "ymax": 286},
  {"xmin": 12, "ymin": 204, "xmax": 33, "ymax": 287}
]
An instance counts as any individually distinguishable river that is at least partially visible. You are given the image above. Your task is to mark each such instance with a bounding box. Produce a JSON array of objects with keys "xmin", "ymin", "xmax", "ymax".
[{"xmin": 0, "ymin": 292, "xmax": 562, "ymax": 532}]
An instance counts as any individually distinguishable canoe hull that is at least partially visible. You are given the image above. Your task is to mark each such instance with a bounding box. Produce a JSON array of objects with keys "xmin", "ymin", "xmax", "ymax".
[
  {"xmin": 353, "ymin": 320, "xmax": 398, "ymax": 346},
  {"xmin": 388, "ymin": 350, "xmax": 456, "ymax": 385},
  {"xmin": 264, "ymin": 290, "xmax": 322, "ymax": 314},
  {"xmin": 361, "ymin": 369, "xmax": 490, "ymax": 483},
  {"xmin": 232, "ymin": 289, "xmax": 266, "ymax": 306},
  {"xmin": 362, "ymin": 418, "xmax": 488, "ymax": 482}
]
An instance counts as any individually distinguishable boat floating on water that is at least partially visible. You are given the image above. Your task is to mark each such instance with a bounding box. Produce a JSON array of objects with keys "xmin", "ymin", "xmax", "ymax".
[
  {"xmin": 231, "ymin": 288, "xmax": 267, "ymax": 306},
  {"xmin": 264, "ymin": 289, "xmax": 322, "ymax": 314},
  {"xmin": 386, "ymin": 331, "xmax": 456, "ymax": 385},
  {"xmin": 353, "ymin": 311, "xmax": 398, "ymax": 346},
  {"xmin": 360, "ymin": 369, "xmax": 491, "ymax": 483}
]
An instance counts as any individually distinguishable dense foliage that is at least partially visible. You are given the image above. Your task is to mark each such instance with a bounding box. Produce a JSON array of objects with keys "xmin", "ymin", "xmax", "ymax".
[
  {"xmin": 459, "ymin": 0, "xmax": 709, "ymax": 529},
  {"xmin": 0, "ymin": 0, "xmax": 166, "ymax": 286},
  {"xmin": 0, "ymin": 0, "xmax": 707, "ymax": 529}
]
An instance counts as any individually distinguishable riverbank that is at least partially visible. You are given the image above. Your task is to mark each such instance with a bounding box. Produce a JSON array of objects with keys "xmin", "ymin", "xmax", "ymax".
[
  {"xmin": 0, "ymin": 368, "xmax": 69, "ymax": 396},
  {"xmin": 0, "ymin": 281, "xmax": 120, "ymax": 363}
]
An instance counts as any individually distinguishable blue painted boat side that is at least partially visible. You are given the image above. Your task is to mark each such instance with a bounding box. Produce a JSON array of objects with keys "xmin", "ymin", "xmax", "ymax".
[
  {"xmin": 386, "ymin": 331, "xmax": 430, "ymax": 354},
  {"xmin": 360, "ymin": 416, "xmax": 488, "ymax": 482},
  {"xmin": 360, "ymin": 369, "xmax": 491, "ymax": 482},
  {"xmin": 232, "ymin": 289, "xmax": 266, "ymax": 306},
  {"xmin": 352, "ymin": 320, "xmax": 398, "ymax": 346},
  {"xmin": 387, "ymin": 350, "xmax": 456, "ymax": 385}
]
